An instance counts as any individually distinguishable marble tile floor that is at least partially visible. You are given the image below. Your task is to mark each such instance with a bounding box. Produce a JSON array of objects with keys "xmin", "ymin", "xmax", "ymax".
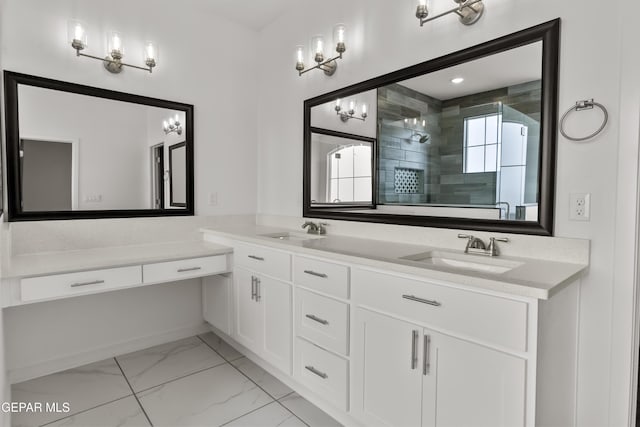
[{"xmin": 11, "ymin": 332, "xmax": 342, "ymax": 427}]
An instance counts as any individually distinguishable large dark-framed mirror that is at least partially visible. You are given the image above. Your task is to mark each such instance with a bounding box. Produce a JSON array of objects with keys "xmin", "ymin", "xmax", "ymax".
[
  {"xmin": 4, "ymin": 71, "xmax": 195, "ymax": 221},
  {"xmin": 304, "ymin": 19, "xmax": 559, "ymax": 236}
]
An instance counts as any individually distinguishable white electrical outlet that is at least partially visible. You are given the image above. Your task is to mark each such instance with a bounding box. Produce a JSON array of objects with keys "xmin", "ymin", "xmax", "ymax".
[
  {"xmin": 569, "ymin": 193, "xmax": 590, "ymax": 221},
  {"xmin": 208, "ymin": 192, "xmax": 218, "ymax": 206}
]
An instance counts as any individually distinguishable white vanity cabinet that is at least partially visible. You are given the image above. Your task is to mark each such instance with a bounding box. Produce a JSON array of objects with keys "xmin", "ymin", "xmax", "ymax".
[
  {"xmin": 351, "ymin": 267, "xmax": 543, "ymax": 427},
  {"xmin": 353, "ymin": 308, "xmax": 526, "ymax": 427},
  {"xmin": 233, "ymin": 243, "xmax": 293, "ymax": 375}
]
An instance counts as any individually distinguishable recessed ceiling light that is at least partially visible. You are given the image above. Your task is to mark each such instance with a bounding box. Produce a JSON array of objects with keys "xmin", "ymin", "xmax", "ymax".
[{"xmin": 451, "ymin": 77, "xmax": 465, "ymax": 84}]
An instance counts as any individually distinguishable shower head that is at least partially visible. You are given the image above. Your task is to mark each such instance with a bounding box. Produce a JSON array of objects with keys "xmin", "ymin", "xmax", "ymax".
[{"xmin": 411, "ymin": 132, "xmax": 431, "ymax": 144}]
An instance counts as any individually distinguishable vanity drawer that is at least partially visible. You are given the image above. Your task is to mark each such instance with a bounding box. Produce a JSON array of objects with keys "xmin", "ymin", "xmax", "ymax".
[
  {"xmin": 352, "ymin": 268, "xmax": 528, "ymax": 352},
  {"xmin": 21, "ymin": 266, "xmax": 142, "ymax": 302},
  {"xmin": 294, "ymin": 256, "xmax": 349, "ymax": 299},
  {"xmin": 234, "ymin": 242, "xmax": 291, "ymax": 281},
  {"xmin": 143, "ymin": 255, "xmax": 228, "ymax": 283},
  {"xmin": 295, "ymin": 338, "xmax": 348, "ymax": 411},
  {"xmin": 296, "ymin": 288, "xmax": 349, "ymax": 356}
]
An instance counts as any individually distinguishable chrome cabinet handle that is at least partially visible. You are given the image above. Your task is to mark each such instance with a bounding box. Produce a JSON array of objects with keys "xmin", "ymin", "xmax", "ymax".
[
  {"xmin": 305, "ymin": 365, "xmax": 328, "ymax": 379},
  {"xmin": 255, "ymin": 277, "xmax": 261, "ymax": 302},
  {"xmin": 248, "ymin": 255, "xmax": 264, "ymax": 261},
  {"xmin": 250, "ymin": 276, "xmax": 257, "ymax": 301},
  {"xmin": 411, "ymin": 330, "xmax": 419, "ymax": 370},
  {"xmin": 177, "ymin": 267, "xmax": 201, "ymax": 273},
  {"xmin": 402, "ymin": 294, "xmax": 441, "ymax": 307},
  {"xmin": 305, "ymin": 314, "xmax": 329, "ymax": 325},
  {"xmin": 70, "ymin": 280, "xmax": 105, "ymax": 288},
  {"xmin": 423, "ymin": 334, "xmax": 431, "ymax": 376},
  {"xmin": 304, "ymin": 270, "xmax": 328, "ymax": 278}
]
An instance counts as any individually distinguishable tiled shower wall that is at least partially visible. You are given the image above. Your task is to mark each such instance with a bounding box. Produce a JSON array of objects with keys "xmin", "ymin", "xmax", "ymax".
[
  {"xmin": 377, "ymin": 80, "xmax": 542, "ymax": 206},
  {"xmin": 377, "ymin": 84, "xmax": 442, "ymax": 204}
]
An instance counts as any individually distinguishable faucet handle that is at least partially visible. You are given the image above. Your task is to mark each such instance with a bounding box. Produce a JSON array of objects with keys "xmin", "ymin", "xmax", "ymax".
[
  {"xmin": 491, "ymin": 237, "xmax": 509, "ymax": 243},
  {"xmin": 318, "ymin": 223, "xmax": 329, "ymax": 235},
  {"xmin": 458, "ymin": 234, "xmax": 473, "ymax": 239},
  {"xmin": 488, "ymin": 237, "xmax": 509, "ymax": 256}
]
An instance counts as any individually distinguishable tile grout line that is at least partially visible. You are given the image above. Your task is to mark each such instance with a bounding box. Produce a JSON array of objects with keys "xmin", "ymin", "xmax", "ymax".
[
  {"xmin": 113, "ymin": 357, "xmax": 154, "ymax": 427},
  {"xmin": 38, "ymin": 395, "xmax": 135, "ymax": 427},
  {"xmin": 197, "ymin": 335, "xmax": 310, "ymax": 427},
  {"xmin": 217, "ymin": 401, "xmax": 276, "ymax": 427},
  {"xmin": 196, "ymin": 334, "xmax": 244, "ymax": 363},
  {"xmin": 275, "ymin": 395, "xmax": 311, "ymax": 427},
  {"xmin": 131, "ymin": 363, "xmax": 227, "ymax": 395}
]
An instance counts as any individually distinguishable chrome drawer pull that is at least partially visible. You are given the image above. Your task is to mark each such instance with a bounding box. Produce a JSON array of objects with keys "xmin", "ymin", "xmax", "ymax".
[
  {"xmin": 305, "ymin": 365, "xmax": 328, "ymax": 379},
  {"xmin": 402, "ymin": 294, "xmax": 441, "ymax": 307},
  {"xmin": 303, "ymin": 270, "xmax": 328, "ymax": 278},
  {"xmin": 177, "ymin": 267, "xmax": 202, "ymax": 273},
  {"xmin": 305, "ymin": 314, "xmax": 329, "ymax": 325},
  {"xmin": 70, "ymin": 280, "xmax": 105, "ymax": 288},
  {"xmin": 248, "ymin": 255, "xmax": 265, "ymax": 261}
]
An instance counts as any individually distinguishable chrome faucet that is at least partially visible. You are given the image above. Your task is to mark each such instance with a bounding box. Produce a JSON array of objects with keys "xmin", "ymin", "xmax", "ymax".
[
  {"xmin": 458, "ymin": 234, "xmax": 509, "ymax": 257},
  {"xmin": 302, "ymin": 221, "xmax": 327, "ymax": 235}
]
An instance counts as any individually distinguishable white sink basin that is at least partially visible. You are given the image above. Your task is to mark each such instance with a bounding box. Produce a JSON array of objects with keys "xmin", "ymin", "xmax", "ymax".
[
  {"xmin": 400, "ymin": 250, "xmax": 522, "ymax": 274},
  {"xmin": 259, "ymin": 232, "xmax": 325, "ymax": 242}
]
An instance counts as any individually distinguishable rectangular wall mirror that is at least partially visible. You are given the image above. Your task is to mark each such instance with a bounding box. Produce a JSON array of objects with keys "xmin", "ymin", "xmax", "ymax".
[
  {"xmin": 304, "ymin": 20, "xmax": 559, "ymax": 235},
  {"xmin": 4, "ymin": 71, "xmax": 195, "ymax": 221}
]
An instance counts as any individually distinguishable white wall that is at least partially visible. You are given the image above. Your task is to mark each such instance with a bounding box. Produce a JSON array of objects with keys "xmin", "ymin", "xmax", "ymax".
[
  {"xmin": 0, "ymin": 0, "xmax": 258, "ymax": 216},
  {"xmin": 0, "ymin": 0, "xmax": 259, "ymax": 394},
  {"xmin": 255, "ymin": 1, "xmax": 633, "ymax": 425}
]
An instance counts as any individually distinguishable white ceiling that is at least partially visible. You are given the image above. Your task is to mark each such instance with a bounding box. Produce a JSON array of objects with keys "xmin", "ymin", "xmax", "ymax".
[
  {"xmin": 398, "ymin": 42, "xmax": 543, "ymax": 101},
  {"xmin": 194, "ymin": 0, "xmax": 303, "ymax": 31}
]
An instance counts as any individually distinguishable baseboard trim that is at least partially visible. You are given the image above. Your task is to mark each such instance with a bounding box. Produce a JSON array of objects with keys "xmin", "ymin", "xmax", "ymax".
[{"xmin": 9, "ymin": 322, "xmax": 210, "ymax": 384}]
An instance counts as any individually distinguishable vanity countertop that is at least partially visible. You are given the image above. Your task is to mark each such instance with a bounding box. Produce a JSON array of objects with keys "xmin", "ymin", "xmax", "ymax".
[
  {"xmin": 2, "ymin": 240, "xmax": 232, "ymax": 279},
  {"xmin": 200, "ymin": 225, "xmax": 588, "ymax": 300}
]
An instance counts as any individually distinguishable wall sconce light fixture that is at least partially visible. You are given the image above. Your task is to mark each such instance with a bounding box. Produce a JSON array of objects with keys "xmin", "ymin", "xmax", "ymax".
[
  {"xmin": 68, "ymin": 20, "xmax": 158, "ymax": 74},
  {"xmin": 296, "ymin": 24, "xmax": 346, "ymax": 76},
  {"xmin": 415, "ymin": 0, "xmax": 485, "ymax": 26},
  {"xmin": 163, "ymin": 115, "xmax": 182, "ymax": 135},
  {"xmin": 335, "ymin": 99, "xmax": 368, "ymax": 122}
]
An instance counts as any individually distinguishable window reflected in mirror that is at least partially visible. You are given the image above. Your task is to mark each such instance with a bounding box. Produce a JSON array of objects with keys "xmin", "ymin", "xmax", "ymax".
[{"xmin": 310, "ymin": 131, "xmax": 375, "ymax": 207}]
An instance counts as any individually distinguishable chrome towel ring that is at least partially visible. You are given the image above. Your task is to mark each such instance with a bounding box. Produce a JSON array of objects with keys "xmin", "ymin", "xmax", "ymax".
[{"xmin": 559, "ymin": 99, "xmax": 608, "ymax": 142}]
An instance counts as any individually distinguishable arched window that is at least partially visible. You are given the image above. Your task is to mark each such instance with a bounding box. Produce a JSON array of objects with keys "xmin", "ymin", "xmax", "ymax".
[{"xmin": 328, "ymin": 144, "xmax": 372, "ymax": 203}]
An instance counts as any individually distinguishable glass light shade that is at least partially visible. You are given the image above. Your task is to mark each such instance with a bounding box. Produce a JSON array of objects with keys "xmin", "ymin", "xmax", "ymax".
[
  {"xmin": 295, "ymin": 45, "xmax": 305, "ymax": 71},
  {"xmin": 416, "ymin": 0, "xmax": 429, "ymax": 19},
  {"xmin": 107, "ymin": 31, "xmax": 124, "ymax": 58},
  {"xmin": 349, "ymin": 100, "xmax": 356, "ymax": 113},
  {"xmin": 333, "ymin": 24, "xmax": 346, "ymax": 53},
  {"xmin": 361, "ymin": 103, "xmax": 368, "ymax": 116},
  {"xmin": 144, "ymin": 41, "xmax": 158, "ymax": 66},
  {"xmin": 311, "ymin": 35, "xmax": 325, "ymax": 63},
  {"xmin": 163, "ymin": 120, "xmax": 169, "ymax": 131},
  {"xmin": 67, "ymin": 20, "xmax": 88, "ymax": 49}
]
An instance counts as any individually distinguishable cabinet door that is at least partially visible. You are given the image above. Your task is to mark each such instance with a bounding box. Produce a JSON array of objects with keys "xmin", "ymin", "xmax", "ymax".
[
  {"xmin": 425, "ymin": 331, "xmax": 526, "ymax": 427},
  {"xmin": 352, "ymin": 308, "xmax": 423, "ymax": 427},
  {"xmin": 260, "ymin": 275, "xmax": 292, "ymax": 374},
  {"xmin": 234, "ymin": 267, "xmax": 263, "ymax": 353}
]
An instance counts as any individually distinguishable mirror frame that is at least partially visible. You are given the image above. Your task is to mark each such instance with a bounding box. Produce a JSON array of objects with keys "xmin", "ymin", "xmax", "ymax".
[
  {"xmin": 3, "ymin": 71, "xmax": 195, "ymax": 221},
  {"xmin": 303, "ymin": 19, "xmax": 560, "ymax": 236}
]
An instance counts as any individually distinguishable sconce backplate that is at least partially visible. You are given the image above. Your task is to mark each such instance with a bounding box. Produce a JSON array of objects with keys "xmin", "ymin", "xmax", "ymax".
[
  {"xmin": 103, "ymin": 56, "xmax": 123, "ymax": 74},
  {"xmin": 458, "ymin": 2, "xmax": 484, "ymax": 26},
  {"xmin": 321, "ymin": 60, "xmax": 338, "ymax": 76}
]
